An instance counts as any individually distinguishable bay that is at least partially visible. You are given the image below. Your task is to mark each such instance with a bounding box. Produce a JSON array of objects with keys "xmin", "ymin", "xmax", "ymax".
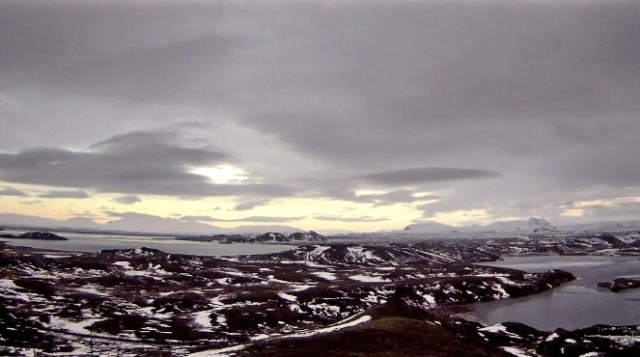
[{"xmin": 460, "ymin": 255, "xmax": 640, "ymax": 330}]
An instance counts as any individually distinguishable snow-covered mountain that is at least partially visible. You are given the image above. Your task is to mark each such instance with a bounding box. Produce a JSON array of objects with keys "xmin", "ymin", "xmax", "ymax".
[
  {"xmin": 224, "ymin": 224, "xmax": 304, "ymax": 236},
  {"xmin": 0, "ymin": 213, "xmax": 60, "ymax": 228},
  {"xmin": 404, "ymin": 217, "xmax": 556, "ymax": 235},
  {"xmin": 104, "ymin": 214, "xmax": 221, "ymax": 235},
  {"xmin": 0, "ymin": 213, "xmax": 310, "ymax": 236},
  {"xmin": 60, "ymin": 217, "xmax": 104, "ymax": 230},
  {"xmin": 404, "ymin": 221, "xmax": 455, "ymax": 233},
  {"xmin": 473, "ymin": 217, "xmax": 556, "ymax": 234}
]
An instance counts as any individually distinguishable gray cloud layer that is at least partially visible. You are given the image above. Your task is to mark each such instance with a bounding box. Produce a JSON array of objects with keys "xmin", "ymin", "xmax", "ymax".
[
  {"xmin": 2, "ymin": 1, "xmax": 640, "ymax": 224},
  {"xmin": 358, "ymin": 168, "xmax": 502, "ymax": 187},
  {"xmin": 0, "ymin": 128, "xmax": 296, "ymax": 199},
  {"xmin": 112, "ymin": 195, "xmax": 142, "ymax": 205},
  {"xmin": 0, "ymin": 187, "xmax": 28, "ymax": 197},
  {"xmin": 37, "ymin": 190, "xmax": 89, "ymax": 199}
]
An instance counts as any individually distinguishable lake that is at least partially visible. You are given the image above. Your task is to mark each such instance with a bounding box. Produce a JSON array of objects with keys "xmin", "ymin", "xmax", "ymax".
[
  {"xmin": 0, "ymin": 229, "xmax": 294, "ymax": 257},
  {"xmin": 460, "ymin": 255, "xmax": 640, "ymax": 330}
]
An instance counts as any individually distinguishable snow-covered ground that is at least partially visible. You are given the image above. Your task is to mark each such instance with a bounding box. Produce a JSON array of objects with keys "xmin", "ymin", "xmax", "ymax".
[{"xmin": 1, "ymin": 235, "xmax": 637, "ymax": 356}]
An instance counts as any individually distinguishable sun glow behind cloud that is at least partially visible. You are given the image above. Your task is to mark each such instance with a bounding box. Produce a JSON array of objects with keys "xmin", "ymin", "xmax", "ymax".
[{"xmin": 190, "ymin": 165, "xmax": 248, "ymax": 184}]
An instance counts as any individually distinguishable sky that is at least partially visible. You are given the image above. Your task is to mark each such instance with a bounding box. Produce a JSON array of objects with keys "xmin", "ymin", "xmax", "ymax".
[{"xmin": 1, "ymin": 0, "xmax": 640, "ymax": 232}]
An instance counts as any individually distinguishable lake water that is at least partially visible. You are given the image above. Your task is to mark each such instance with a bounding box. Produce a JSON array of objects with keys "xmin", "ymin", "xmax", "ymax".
[
  {"xmin": 460, "ymin": 255, "xmax": 640, "ymax": 330},
  {"xmin": 0, "ymin": 230, "xmax": 294, "ymax": 257}
]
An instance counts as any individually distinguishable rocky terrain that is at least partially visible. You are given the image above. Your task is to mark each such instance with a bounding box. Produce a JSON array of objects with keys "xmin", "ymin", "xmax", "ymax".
[
  {"xmin": 224, "ymin": 305, "xmax": 640, "ymax": 357},
  {"xmin": 176, "ymin": 231, "xmax": 325, "ymax": 244},
  {"xmin": 0, "ymin": 234, "xmax": 639, "ymax": 357},
  {"xmin": 243, "ymin": 233, "xmax": 640, "ymax": 267}
]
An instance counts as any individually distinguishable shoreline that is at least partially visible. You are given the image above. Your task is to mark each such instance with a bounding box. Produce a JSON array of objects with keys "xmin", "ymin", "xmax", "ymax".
[{"xmin": 1, "ymin": 241, "xmax": 639, "ymax": 356}]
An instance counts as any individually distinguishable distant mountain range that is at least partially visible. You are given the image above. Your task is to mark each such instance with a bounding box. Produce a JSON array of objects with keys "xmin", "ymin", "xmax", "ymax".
[
  {"xmin": 404, "ymin": 217, "xmax": 555, "ymax": 234},
  {"xmin": 404, "ymin": 217, "xmax": 640, "ymax": 235},
  {"xmin": 0, "ymin": 213, "xmax": 306, "ymax": 236},
  {"xmin": 2, "ymin": 213, "xmax": 639, "ymax": 237}
]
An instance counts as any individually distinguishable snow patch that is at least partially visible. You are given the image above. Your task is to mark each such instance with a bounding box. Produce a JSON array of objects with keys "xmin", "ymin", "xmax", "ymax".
[
  {"xmin": 501, "ymin": 346, "xmax": 534, "ymax": 357},
  {"xmin": 311, "ymin": 271, "xmax": 337, "ymax": 281},
  {"xmin": 546, "ymin": 332, "xmax": 560, "ymax": 342},
  {"xmin": 288, "ymin": 315, "xmax": 372, "ymax": 338},
  {"xmin": 479, "ymin": 324, "xmax": 522, "ymax": 340},
  {"xmin": 348, "ymin": 274, "xmax": 390, "ymax": 283},
  {"xmin": 278, "ymin": 292, "xmax": 298, "ymax": 302},
  {"xmin": 186, "ymin": 344, "xmax": 249, "ymax": 357}
]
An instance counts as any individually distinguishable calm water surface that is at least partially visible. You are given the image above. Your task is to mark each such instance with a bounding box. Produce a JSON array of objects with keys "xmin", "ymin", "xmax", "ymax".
[
  {"xmin": 1, "ymin": 230, "xmax": 294, "ymax": 256},
  {"xmin": 461, "ymin": 255, "xmax": 640, "ymax": 330}
]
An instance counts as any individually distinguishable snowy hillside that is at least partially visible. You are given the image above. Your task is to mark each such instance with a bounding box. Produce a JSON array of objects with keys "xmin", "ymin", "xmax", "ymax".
[
  {"xmin": 404, "ymin": 221, "xmax": 455, "ymax": 233},
  {"xmin": 472, "ymin": 217, "xmax": 556, "ymax": 234}
]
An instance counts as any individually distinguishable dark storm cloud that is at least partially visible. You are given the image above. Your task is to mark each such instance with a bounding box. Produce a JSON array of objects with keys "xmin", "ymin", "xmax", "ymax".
[
  {"xmin": 0, "ymin": 187, "xmax": 28, "ymax": 197},
  {"xmin": 0, "ymin": 129, "xmax": 223, "ymax": 195},
  {"xmin": 358, "ymin": 168, "xmax": 502, "ymax": 187},
  {"xmin": 2, "ymin": 1, "xmax": 640, "ymax": 223},
  {"xmin": 546, "ymin": 139, "xmax": 640, "ymax": 188},
  {"xmin": 0, "ymin": 1, "xmax": 235, "ymax": 101},
  {"xmin": 112, "ymin": 195, "xmax": 142, "ymax": 205},
  {"xmin": 236, "ymin": 1, "xmax": 640, "ymax": 174},
  {"xmin": 180, "ymin": 215, "xmax": 306, "ymax": 223},
  {"xmin": 0, "ymin": 128, "xmax": 296, "ymax": 199},
  {"xmin": 38, "ymin": 190, "xmax": 89, "ymax": 199}
]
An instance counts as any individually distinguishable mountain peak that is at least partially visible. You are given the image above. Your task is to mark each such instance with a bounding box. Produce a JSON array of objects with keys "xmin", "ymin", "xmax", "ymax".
[{"xmin": 61, "ymin": 216, "xmax": 102, "ymax": 229}]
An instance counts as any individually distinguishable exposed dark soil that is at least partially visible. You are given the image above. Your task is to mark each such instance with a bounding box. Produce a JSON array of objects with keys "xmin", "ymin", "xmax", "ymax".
[{"xmin": 242, "ymin": 317, "xmax": 513, "ymax": 357}]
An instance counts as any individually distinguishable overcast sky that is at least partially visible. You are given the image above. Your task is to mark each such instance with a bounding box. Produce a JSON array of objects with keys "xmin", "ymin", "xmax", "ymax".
[{"xmin": 1, "ymin": 0, "xmax": 639, "ymax": 231}]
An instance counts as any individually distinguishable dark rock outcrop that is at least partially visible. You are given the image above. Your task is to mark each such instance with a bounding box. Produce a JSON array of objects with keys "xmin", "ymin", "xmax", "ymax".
[
  {"xmin": 599, "ymin": 233, "xmax": 625, "ymax": 247},
  {"xmin": 176, "ymin": 234, "xmax": 248, "ymax": 242},
  {"xmin": 15, "ymin": 232, "xmax": 68, "ymax": 241},
  {"xmin": 599, "ymin": 277, "xmax": 640, "ymax": 292},
  {"xmin": 255, "ymin": 232, "xmax": 288, "ymax": 242},
  {"xmin": 538, "ymin": 325, "xmax": 640, "ymax": 357},
  {"xmin": 288, "ymin": 231, "xmax": 325, "ymax": 241}
]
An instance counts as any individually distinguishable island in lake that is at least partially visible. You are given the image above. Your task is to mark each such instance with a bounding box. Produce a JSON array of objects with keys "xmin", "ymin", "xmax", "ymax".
[{"xmin": 0, "ymin": 231, "xmax": 68, "ymax": 241}]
